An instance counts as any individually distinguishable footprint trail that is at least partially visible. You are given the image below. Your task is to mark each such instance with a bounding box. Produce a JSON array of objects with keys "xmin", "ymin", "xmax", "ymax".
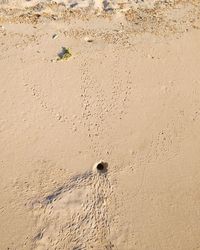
[{"xmin": 32, "ymin": 167, "xmax": 114, "ymax": 250}]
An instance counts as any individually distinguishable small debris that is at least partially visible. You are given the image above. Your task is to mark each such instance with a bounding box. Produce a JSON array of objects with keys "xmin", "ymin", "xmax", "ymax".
[
  {"xmin": 57, "ymin": 47, "xmax": 72, "ymax": 61},
  {"xmin": 52, "ymin": 34, "xmax": 58, "ymax": 39},
  {"xmin": 84, "ymin": 36, "xmax": 94, "ymax": 43},
  {"xmin": 147, "ymin": 54, "xmax": 154, "ymax": 59},
  {"xmin": 56, "ymin": 113, "xmax": 62, "ymax": 120},
  {"xmin": 34, "ymin": 231, "xmax": 43, "ymax": 241}
]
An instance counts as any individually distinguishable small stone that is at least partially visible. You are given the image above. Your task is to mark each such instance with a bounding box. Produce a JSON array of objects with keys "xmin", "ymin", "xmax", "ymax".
[
  {"xmin": 52, "ymin": 34, "xmax": 58, "ymax": 39},
  {"xmin": 56, "ymin": 114, "xmax": 62, "ymax": 120},
  {"xmin": 147, "ymin": 54, "xmax": 154, "ymax": 59},
  {"xmin": 84, "ymin": 37, "xmax": 94, "ymax": 43}
]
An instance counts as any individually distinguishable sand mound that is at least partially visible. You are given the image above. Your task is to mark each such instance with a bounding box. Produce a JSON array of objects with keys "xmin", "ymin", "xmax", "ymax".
[{"xmin": 32, "ymin": 169, "xmax": 114, "ymax": 249}]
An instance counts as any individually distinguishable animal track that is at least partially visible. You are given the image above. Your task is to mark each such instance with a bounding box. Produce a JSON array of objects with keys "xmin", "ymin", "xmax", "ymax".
[
  {"xmin": 79, "ymin": 49, "xmax": 133, "ymax": 156},
  {"xmin": 24, "ymin": 83, "xmax": 80, "ymax": 132},
  {"xmin": 32, "ymin": 169, "xmax": 114, "ymax": 250},
  {"xmin": 143, "ymin": 119, "xmax": 185, "ymax": 165}
]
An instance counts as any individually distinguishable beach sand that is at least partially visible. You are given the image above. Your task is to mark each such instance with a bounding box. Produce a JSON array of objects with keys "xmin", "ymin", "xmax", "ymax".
[{"xmin": 1, "ymin": 1, "xmax": 200, "ymax": 249}]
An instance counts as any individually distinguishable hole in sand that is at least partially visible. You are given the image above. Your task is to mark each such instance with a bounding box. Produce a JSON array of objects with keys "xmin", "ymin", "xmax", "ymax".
[
  {"xmin": 94, "ymin": 161, "xmax": 108, "ymax": 174},
  {"xmin": 97, "ymin": 163, "xmax": 104, "ymax": 171}
]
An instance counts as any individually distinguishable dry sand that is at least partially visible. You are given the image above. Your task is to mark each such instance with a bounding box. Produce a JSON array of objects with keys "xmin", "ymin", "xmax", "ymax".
[{"xmin": 1, "ymin": 1, "xmax": 200, "ymax": 249}]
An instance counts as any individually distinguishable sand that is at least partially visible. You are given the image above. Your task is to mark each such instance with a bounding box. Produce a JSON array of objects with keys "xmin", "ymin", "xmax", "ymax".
[{"xmin": 1, "ymin": 0, "xmax": 200, "ymax": 249}]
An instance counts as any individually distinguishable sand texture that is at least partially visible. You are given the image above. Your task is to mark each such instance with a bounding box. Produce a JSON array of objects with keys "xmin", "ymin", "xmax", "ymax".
[{"xmin": 1, "ymin": 0, "xmax": 200, "ymax": 249}]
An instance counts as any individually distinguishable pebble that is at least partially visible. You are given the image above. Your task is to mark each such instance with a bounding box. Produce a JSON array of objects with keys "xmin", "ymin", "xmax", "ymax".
[
  {"xmin": 56, "ymin": 114, "xmax": 62, "ymax": 120},
  {"xmin": 84, "ymin": 36, "xmax": 94, "ymax": 43},
  {"xmin": 52, "ymin": 34, "xmax": 58, "ymax": 39}
]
